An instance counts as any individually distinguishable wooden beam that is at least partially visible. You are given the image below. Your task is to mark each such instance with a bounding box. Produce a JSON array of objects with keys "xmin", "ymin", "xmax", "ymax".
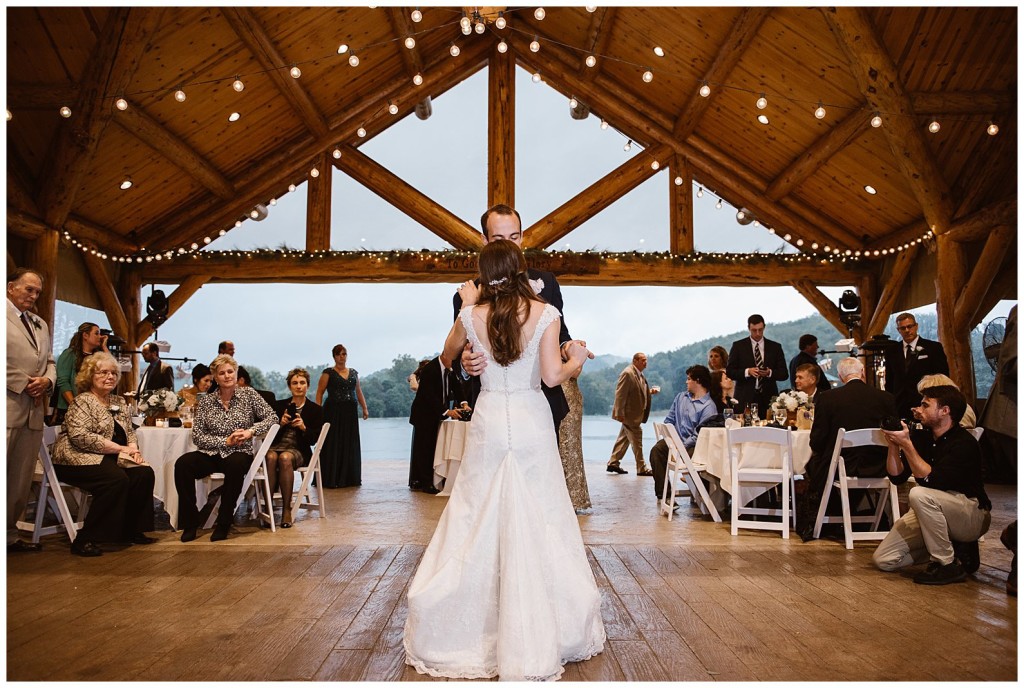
[
  {"xmin": 866, "ymin": 245, "xmax": 918, "ymax": 336},
  {"xmin": 822, "ymin": 7, "xmax": 955, "ymax": 234},
  {"xmin": 306, "ymin": 151, "xmax": 332, "ymax": 252},
  {"xmin": 944, "ymin": 196, "xmax": 1017, "ymax": 243},
  {"xmin": 953, "ymin": 107, "xmax": 1016, "ymax": 219},
  {"xmin": 336, "ymin": 145, "xmax": 484, "ymax": 251},
  {"xmin": 7, "ymin": 208, "xmax": 138, "ymax": 254},
  {"xmin": 24, "ymin": 229, "xmax": 59, "ymax": 332},
  {"xmin": 7, "ymin": 209, "xmax": 45, "ymax": 240},
  {"xmin": 973, "ymin": 260, "xmax": 1016, "ymax": 331},
  {"xmin": 386, "ymin": 7, "xmax": 426, "ymax": 76},
  {"xmin": 7, "ymin": 148, "xmax": 40, "ymax": 215},
  {"xmin": 135, "ymin": 275, "xmax": 210, "ymax": 344},
  {"xmin": 488, "ymin": 44, "xmax": 515, "ymax": 208},
  {"xmin": 82, "ymin": 253, "xmax": 130, "ymax": 338},
  {"xmin": 673, "ymin": 8, "xmax": 771, "ymax": 140},
  {"xmin": 864, "ymin": 218, "xmax": 931, "ymax": 252},
  {"xmin": 523, "ymin": 144, "xmax": 675, "ymax": 249},
  {"xmin": 221, "ymin": 7, "xmax": 328, "ymax": 138},
  {"xmin": 119, "ymin": 268, "xmax": 142, "ymax": 389},
  {"xmin": 934, "ymin": 235, "xmax": 973, "ymax": 397},
  {"xmin": 766, "ymin": 106, "xmax": 870, "ymax": 201},
  {"xmin": 142, "ymin": 39, "xmax": 491, "ymax": 252},
  {"xmin": 910, "ymin": 90, "xmax": 1016, "ymax": 115},
  {"xmin": 142, "ymin": 251, "xmax": 871, "ymax": 287},
  {"xmin": 669, "ymin": 155, "xmax": 694, "ymax": 254},
  {"xmin": 857, "ymin": 273, "xmax": 878, "ymax": 343},
  {"xmin": 792, "ymin": 279, "xmax": 848, "ymax": 338},
  {"xmin": 578, "ymin": 8, "xmax": 617, "ymax": 78},
  {"xmin": 955, "ymin": 226, "xmax": 1015, "ymax": 333},
  {"xmin": 6, "ymin": 83, "xmax": 80, "ymax": 110},
  {"xmin": 37, "ymin": 9, "xmax": 163, "ymax": 229},
  {"xmin": 115, "ymin": 100, "xmax": 235, "ymax": 200}
]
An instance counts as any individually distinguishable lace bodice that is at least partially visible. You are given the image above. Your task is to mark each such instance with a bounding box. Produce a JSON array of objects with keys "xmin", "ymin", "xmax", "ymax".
[{"xmin": 460, "ymin": 303, "xmax": 559, "ymax": 394}]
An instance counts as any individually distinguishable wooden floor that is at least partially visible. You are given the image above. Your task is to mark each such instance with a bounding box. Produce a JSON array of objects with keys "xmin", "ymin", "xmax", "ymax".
[{"xmin": 6, "ymin": 457, "xmax": 1017, "ymax": 681}]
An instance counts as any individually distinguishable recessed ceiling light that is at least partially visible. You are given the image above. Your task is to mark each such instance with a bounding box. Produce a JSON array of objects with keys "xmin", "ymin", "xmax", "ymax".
[
  {"xmin": 757, "ymin": 114, "xmax": 769, "ymax": 125},
  {"xmin": 119, "ymin": 178, "xmax": 133, "ymax": 190},
  {"xmin": 228, "ymin": 112, "xmax": 240, "ymax": 122},
  {"xmin": 864, "ymin": 185, "xmax": 877, "ymax": 195},
  {"xmin": 653, "ymin": 46, "xmax": 665, "ymax": 57}
]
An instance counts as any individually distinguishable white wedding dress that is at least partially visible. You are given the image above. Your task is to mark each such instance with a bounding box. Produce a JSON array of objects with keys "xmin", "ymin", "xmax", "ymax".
[{"xmin": 404, "ymin": 304, "xmax": 606, "ymax": 681}]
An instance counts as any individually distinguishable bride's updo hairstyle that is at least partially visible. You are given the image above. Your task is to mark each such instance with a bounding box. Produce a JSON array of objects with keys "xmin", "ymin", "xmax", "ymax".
[{"xmin": 478, "ymin": 240, "xmax": 544, "ymax": 366}]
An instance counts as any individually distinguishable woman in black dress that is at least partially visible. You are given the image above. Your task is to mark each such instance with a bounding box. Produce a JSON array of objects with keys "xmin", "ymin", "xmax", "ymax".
[
  {"xmin": 267, "ymin": 368, "xmax": 324, "ymax": 526},
  {"xmin": 315, "ymin": 345, "xmax": 369, "ymax": 488}
]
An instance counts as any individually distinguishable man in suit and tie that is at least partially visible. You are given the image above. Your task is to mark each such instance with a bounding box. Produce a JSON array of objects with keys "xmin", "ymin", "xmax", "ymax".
[
  {"xmin": 138, "ymin": 342, "xmax": 175, "ymax": 393},
  {"xmin": 606, "ymin": 353, "xmax": 659, "ymax": 476},
  {"xmin": 726, "ymin": 314, "xmax": 788, "ymax": 416},
  {"xmin": 454, "ymin": 204, "xmax": 591, "ymax": 434},
  {"xmin": 6, "ymin": 268, "xmax": 56, "ymax": 553},
  {"xmin": 885, "ymin": 313, "xmax": 950, "ymax": 420},
  {"xmin": 408, "ymin": 354, "xmax": 465, "ymax": 494},
  {"xmin": 789, "ymin": 334, "xmax": 832, "ymax": 394}
]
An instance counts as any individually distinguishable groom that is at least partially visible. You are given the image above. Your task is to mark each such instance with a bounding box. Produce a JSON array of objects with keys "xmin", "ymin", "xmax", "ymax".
[{"xmin": 453, "ymin": 204, "xmax": 589, "ymax": 433}]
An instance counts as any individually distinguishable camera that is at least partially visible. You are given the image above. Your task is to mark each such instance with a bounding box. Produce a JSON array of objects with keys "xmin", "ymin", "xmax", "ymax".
[
  {"xmin": 880, "ymin": 416, "xmax": 903, "ymax": 432},
  {"xmin": 285, "ymin": 402, "xmax": 299, "ymax": 417},
  {"xmin": 99, "ymin": 329, "xmax": 127, "ymax": 355}
]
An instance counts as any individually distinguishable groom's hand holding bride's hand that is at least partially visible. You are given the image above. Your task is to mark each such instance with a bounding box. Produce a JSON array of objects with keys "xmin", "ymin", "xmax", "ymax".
[
  {"xmin": 566, "ymin": 341, "xmax": 592, "ymax": 369},
  {"xmin": 561, "ymin": 340, "xmax": 594, "ymax": 363},
  {"xmin": 462, "ymin": 343, "xmax": 487, "ymax": 376}
]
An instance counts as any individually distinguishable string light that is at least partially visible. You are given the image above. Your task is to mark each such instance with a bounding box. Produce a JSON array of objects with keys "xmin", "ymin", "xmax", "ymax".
[
  {"xmin": 404, "ymin": 36, "xmax": 416, "ymax": 49},
  {"xmin": 585, "ymin": 55, "xmax": 596, "ymax": 68},
  {"xmin": 388, "ymin": 101, "xmax": 399, "ymax": 115},
  {"xmin": 871, "ymin": 112, "xmax": 883, "ymax": 128},
  {"xmin": 534, "ymin": 7, "xmax": 546, "ymax": 20},
  {"xmin": 699, "ymin": 82, "xmax": 711, "ymax": 97},
  {"xmin": 412, "ymin": 73, "xmax": 423, "ymax": 85},
  {"xmin": 715, "ymin": 199, "xmax": 723, "ymax": 209},
  {"xmin": 174, "ymin": 88, "xmax": 186, "ymax": 102},
  {"xmin": 332, "ymin": 148, "xmax": 342, "ymax": 159},
  {"xmin": 623, "ymin": 139, "xmax": 632, "ymax": 152},
  {"xmin": 927, "ymin": 120, "xmax": 941, "ymax": 133},
  {"xmin": 757, "ymin": 115, "xmax": 769, "ymax": 125},
  {"xmin": 310, "ymin": 166, "xmax": 319, "ymax": 178},
  {"xmin": 569, "ymin": 97, "xmax": 578, "ymax": 108},
  {"xmin": 232, "ymin": 77, "xmax": 244, "ymax": 92},
  {"xmin": 410, "ymin": 8, "xmax": 422, "ymax": 22},
  {"xmin": 600, "ymin": 120, "xmax": 609, "ymax": 130},
  {"xmin": 289, "ymin": 65, "xmax": 301, "ymax": 78},
  {"xmin": 450, "ymin": 44, "xmax": 461, "ymax": 57},
  {"xmin": 357, "ymin": 126, "xmax": 367, "ymax": 137},
  {"xmin": 530, "ymin": 38, "xmax": 541, "ymax": 53},
  {"xmin": 115, "ymin": 98, "xmax": 128, "ymax": 111},
  {"xmin": 288, "ymin": 184, "xmax": 297, "ymax": 192},
  {"xmin": 495, "ymin": 13, "xmax": 507, "ymax": 29},
  {"xmin": 348, "ymin": 53, "xmax": 360, "ymax": 67},
  {"xmin": 756, "ymin": 93, "xmax": 767, "ymax": 110},
  {"xmin": 814, "ymin": 101, "xmax": 826, "ymax": 119},
  {"xmin": 459, "ymin": 15, "xmax": 471, "ymax": 34},
  {"xmin": 474, "ymin": 22, "xmax": 485, "ymax": 34},
  {"xmin": 674, "ymin": 176, "xmax": 683, "ymax": 186},
  {"xmin": 642, "ymin": 70, "xmax": 653, "ymax": 83},
  {"xmin": 497, "ymin": 41, "xmax": 508, "ymax": 54},
  {"xmin": 650, "ymin": 160, "xmax": 659, "ymax": 170},
  {"xmin": 60, "ymin": 106, "xmax": 72, "ymax": 118},
  {"xmin": 6, "ymin": 109, "xmax": 11, "ymax": 121},
  {"xmin": 586, "ymin": 6, "xmax": 597, "ymax": 12},
  {"xmin": 531, "ymin": 72, "xmax": 542, "ymax": 83},
  {"xmin": 987, "ymin": 122, "xmax": 1000, "ymax": 136}
]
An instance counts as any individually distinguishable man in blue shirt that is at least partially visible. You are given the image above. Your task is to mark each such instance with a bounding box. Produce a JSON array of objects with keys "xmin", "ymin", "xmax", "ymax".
[{"xmin": 649, "ymin": 365, "xmax": 717, "ymax": 500}]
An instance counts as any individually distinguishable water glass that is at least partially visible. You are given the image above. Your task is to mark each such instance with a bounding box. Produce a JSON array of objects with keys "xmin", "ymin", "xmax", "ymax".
[
  {"xmin": 722, "ymin": 408, "xmax": 734, "ymax": 423},
  {"xmin": 774, "ymin": 407, "xmax": 787, "ymax": 426},
  {"xmin": 750, "ymin": 403, "xmax": 760, "ymax": 422}
]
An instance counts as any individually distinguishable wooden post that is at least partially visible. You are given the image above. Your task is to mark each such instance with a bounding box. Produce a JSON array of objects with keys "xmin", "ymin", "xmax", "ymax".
[
  {"xmin": 120, "ymin": 267, "xmax": 142, "ymax": 392},
  {"xmin": 857, "ymin": 273, "xmax": 878, "ymax": 345},
  {"xmin": 934, "ymin": 235, "xmax": 974, "ymax": 400},
  {"xmin": 669, "ymin": 155, "xmax": 694, "ymax": 254},
  {"xmin": 82, "ymin": 253, "xmax": 130, "ymax": 337},
  {"xmin": 488, "ymin": 44, "xmax": 515, "ymax": 208},
  {"xmin": 25, "ymin": 228, "xmax": 59, "ymax": 333},
  {"xmin": 306, "ymin": 151, "xmax": 332, "ymax": 252}
]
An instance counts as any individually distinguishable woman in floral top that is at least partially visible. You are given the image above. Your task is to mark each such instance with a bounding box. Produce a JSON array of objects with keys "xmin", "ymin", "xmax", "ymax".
[{"xmin": 173, "ymin": 354, "xmax": 276, "ymax": 543}]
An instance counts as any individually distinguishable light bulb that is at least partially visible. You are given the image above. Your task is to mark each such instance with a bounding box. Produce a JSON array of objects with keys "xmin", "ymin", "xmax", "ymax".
[
  {"xmin": 412, "ymin": 73, "xmax": 423, "ymax": 85},
  {"xmin": 404, "ymin": 35, "xmax": 416, "ymax": 49},
  {"xmin": 534, "ymin": 7, "xmax": 545, "ymax": 20},
  {"xmin": 623, "ymin": 140, "xmax": 632, "ymax": 152},
  {"xmin": 5, "ymin": 109, "xmax": 10, "ymax": 121},
  {"xmin": 337, "ymin": 43, "xmax": 349, "ymax": 54},
  {"xmin": 450, "ymin": 44, "xmax": 460, "ymax": 57},
  {"xmin": 987, "ymin": 122, "xmax": 999, "ymax": 136},
  {"xmin": 814, "ymin": 102, "xmax": 826, "ymax": 119},
  {"xmin": 60, "ymin": 106, "xmax": 72, "ymax": 118},
  {"xmin": 715, "ymin": 199, "xmax": 722, "ymax": 209},
  {"xmin": 269, "ymin": 198, "xmax": 277, "ymax": 205},
  {"xmin": 120, "ymin": 178, "xmax": 133, "ymax": 190},
  {"xmin": 497, "ymin": 41, "xmax": 508, "ymax": 53},
  {"xmin": 674, "ymin": 176, "xmax": 683, "ymax": 186},
  {"xmin": 928, "ymin": 120, "xmax": 940, "ymax": 133},
  {"xmin": 586, "ymin": 6, "xmax": 596, "ymax": 12},
  {"xmin": 332, "ymin": 148, "xmax": 342, "ymax": 159},
  {"xmin": 310, "ymin": 167, "xmax": 319, "ymax": 178},
  {"xmin": 228, "ymin": 112, "xmax": 240, "ymax": 122},
  {"xmin": 357, "ymin": 126, "xmax": 367, "ymax": 137},
  {"xmin": 530, "ymin": 38, "xmax": 540, "ymax": 53},
  {"xmin": 871, "ymin": 113, "xmax": 882, "ymax": 128},
  {"xmin": 736, "ymin": 210, "xmax": 746, "ymax": 221},
  {"xmin": 697, "ymin": 187, "xmax": 704, "ymax": 198},
  {"xmin": 115, "ymin": 98, "xmax": 128, "ymax": 111},
  {"xmin": 569, "ymin": 97, "xmax": 578, "ymax": 108},
  {"xmin": 642, "ymin": 70, "xmax": 653, "ymax": 83},
  {"xmin": 232, "ymin": 77, "xmax": 244, "ymax": 92},
  {"xmin": 251, "ymin": 209, "xmax": 260, "ymax": 218},
  {"xmin": 495, "ymin": 14, "xmax": 506, "ymax": 29},
  {"xmin": 531, "ymin": 72, "xmax": 541, "ymax": 83},
  {"xmin": 600, "ymin": 120, "xmax": 608, "ymax": 130},
  {"xmin": 653, "ymin": 46, "xmax": 665, "ymax": 57},
  {"xmin": 290, "ymin": 65, "xmax": 301, "ymax": 78},
  {"xmin": 699, "ymin": 82, "xmax": 711, "ymax": 97},
  {"xmin": 174, "ymin": 89, "xmax": 186, "ymax": 102},
  {"xmin": 756, "ymin": 93, "xmax": 767, "ymax": 109},
  {"xmin": 348, "ymin": 54, "xmax": 360, "ymax": 67},
  {"xmin": 288, "ymin": 184, "xmax": 296, "ymax": 192},
  {"xmin": 410, "ymin": 8, "xmax": 422, "ymax": 22},
  {"xmin": 388, "ymin": 102, "xmax": 399, "ymax": 115},
  {"xmin": 461, "ymin": 23, "xmax": 472, "ymax": 35},
  {"xmin": 204, "ymin": 236, "xmax": 212, "ymax": 244},
  {"xmin": 475, "ymin": 22, "xmax": 485, "ymax": 34},
  {"xmin": 585, "ymin": 55, "xmax": 596, "ymax": 68},
  {"xmin": 651, "ymin": 161, "xmax": 659, "ymax": 170}
]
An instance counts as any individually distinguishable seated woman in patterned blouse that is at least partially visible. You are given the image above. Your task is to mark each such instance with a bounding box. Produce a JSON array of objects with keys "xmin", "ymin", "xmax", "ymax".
[{"xmin": 173, "ymin": 354, "xmax": 276, "ymax": 543}]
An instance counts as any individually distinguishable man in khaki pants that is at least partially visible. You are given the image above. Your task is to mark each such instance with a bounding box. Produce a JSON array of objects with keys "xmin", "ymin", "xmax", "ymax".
[{"xmin": 606, "ymin": 353, "xmax": 658, "ymax": 476}]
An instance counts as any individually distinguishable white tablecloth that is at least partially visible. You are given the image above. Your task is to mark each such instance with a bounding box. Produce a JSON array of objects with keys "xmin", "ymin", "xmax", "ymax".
[
  {"xmin": 432, "ymin": 420, "xmax": 470, "ymax": 496},
  {"xmin": 135, "ymin": 426, "xmax": 209, "ymax": 528},
  {"xmin": 692, "ymin": 426, "xmax": 813, "ymax": 506}
]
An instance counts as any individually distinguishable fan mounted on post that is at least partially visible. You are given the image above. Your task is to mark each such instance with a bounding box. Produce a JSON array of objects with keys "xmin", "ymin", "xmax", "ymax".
[{"xmin": 982, "ymin": 317, "xmax": 1006, "ymax": 372}]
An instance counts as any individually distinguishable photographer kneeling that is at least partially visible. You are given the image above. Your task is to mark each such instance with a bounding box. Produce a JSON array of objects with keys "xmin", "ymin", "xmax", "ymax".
[{"xmin": 874, "ymin": 386, "xmax": 991, "ymax": 585}]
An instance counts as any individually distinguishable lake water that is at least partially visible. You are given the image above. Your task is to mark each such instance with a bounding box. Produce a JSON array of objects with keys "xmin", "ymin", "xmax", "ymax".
[{"xmin": 362, "ymin": 415, "xmax": 660, "ymax": 465}]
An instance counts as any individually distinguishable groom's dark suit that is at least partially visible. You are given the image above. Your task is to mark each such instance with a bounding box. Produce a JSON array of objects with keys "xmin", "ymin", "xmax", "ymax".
[
  {"xmin": 453, "ymin": 268, "xmax": 571, "ymax": 430},
  {"xmin": 408, "ymin": 357, "xmax": 465, "ymax": 490}
]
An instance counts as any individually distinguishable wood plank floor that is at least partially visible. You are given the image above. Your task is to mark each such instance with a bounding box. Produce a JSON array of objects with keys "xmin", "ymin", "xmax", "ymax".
[{"xmin": 7, "ymin": 457, "xmax": 1017, "ymax": 681}]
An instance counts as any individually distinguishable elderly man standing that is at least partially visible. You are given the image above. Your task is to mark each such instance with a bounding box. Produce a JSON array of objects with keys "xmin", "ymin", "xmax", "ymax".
[
  {"xmin": 606, "ymin": 352, "xmax": 659, "ymax": 476},
  {"xmin": 7, "ymin": 268, "xmax": 56, "ymax": 553}
]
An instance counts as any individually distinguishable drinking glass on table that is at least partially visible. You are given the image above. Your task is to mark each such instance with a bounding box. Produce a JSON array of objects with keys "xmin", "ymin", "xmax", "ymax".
[
  {"xmin": 773, "ymin": 407, "xmax": 787, "ymax": 426},
  {"xmin": 750, "ymin": 403, "xmax": 760, "ymax": 422},
  {"xmin": 723, "ymin": 408, "xmax": 734, "ymax": 424}
]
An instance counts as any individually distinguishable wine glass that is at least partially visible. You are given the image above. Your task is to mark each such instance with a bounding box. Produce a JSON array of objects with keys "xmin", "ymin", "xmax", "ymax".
[
  {"xmin": 773, "ymin": 407, "xmax": 787, "ymax": 426},
  {"xmin": 750, "ymin": 403, "xmax": 760, "ymax": 422}
]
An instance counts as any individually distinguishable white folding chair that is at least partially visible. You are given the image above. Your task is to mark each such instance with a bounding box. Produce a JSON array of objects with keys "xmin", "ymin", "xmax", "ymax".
[
  {"xmin": 291, "ymin": 422, "xmax": 330, "ymax": 519},
  {"xmin": 654, "ymin": 422, "xmax": 721, "ymax": 523},
  {"xmin": 726, "ymin": 425, "xmax": 794, "ymax": 539},
  {"xmin": 812, "ymin": 427, "xmax": 900, "ymax": 549},
  {"xmin": 202, "ymin": 425, "xmax": 279, "ymax": 531},
  {"xmin": 16, "ymin": 426, "xmax": 91, "ymax": 544}
]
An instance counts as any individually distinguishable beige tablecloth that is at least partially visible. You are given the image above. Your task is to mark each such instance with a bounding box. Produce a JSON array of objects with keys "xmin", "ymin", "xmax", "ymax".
[
  {"xmin": 135, "ymin": 426, "xmax": 208, "ymax": 528},
  {"xmin": 432, "ymin": 420, "xmax": 470, "ymax": 496}
]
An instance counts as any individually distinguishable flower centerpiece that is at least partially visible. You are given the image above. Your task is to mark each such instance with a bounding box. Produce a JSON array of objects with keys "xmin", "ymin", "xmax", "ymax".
[
  {"xmin": 137, "ymin": 388, "xmax": 181, "ymax": 426},
  {"xmin": 770, "ymin": 390, "xmax": 813, "ymax": 428}
]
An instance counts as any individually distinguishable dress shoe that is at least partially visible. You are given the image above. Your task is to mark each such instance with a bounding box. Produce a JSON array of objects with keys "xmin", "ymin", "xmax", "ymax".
[
  {"xmin": 637, "ymin": 468, "xmax": 654, "ymax": 477},
  {"xmin": 913, "ymin": 560, "xmax": 967, "ymax": 585},
  {"xmin": 7, "ymin": 539, "xmax": 42, "ymax": 553},
  {"xmin": 130, "ymin": 533, "xmax": 158, "ymax": 545},
  {"xmin": 70, "ymin": 540, "xmax": 103, "ymax": 557},
  {"xmin": 952, "ymin": 539, "xmax": 980, "ymax": 574},
  {"xmin": 797, "ymin": 525, "xmax": 816, "ymax": 543},
  {"xmin": 421, "ymin": 486, "xmax": 441, "ymax": 495},
  {"xmin": 210, "ymin": 524, "xmax": 231, "ymax": 542},
  {"xmin": 606, "ymin": 464, "xmax": 628, "ymax": 475},
  {"xmin": 180, "ymin": 528, "xmax": 199, "ymax": 543}
]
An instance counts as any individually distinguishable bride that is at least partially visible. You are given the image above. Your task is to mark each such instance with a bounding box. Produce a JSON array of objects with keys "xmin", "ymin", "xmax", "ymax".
[{"xmin": 404, "ymin": 240, "xmax": 606, "ymax": 681}]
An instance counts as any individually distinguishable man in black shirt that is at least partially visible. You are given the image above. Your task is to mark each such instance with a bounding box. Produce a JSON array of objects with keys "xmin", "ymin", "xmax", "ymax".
[{"xmin": 873, "ymin": 385, "xmax": 991, "ymax": 585}]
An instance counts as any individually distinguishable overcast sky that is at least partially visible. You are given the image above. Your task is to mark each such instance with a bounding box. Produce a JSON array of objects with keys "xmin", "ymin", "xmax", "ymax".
[{"xmin": 57, "ymin": 66, "xmax": 1012, "ymax": 377}]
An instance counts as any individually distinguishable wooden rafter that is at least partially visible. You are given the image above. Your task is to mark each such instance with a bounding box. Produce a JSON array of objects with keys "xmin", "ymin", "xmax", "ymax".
[
  {"xmin": 974, "ymin": 262, "xmax": 1016, "ymax": 331},
  {"xmin": 866, "ymin": 245, "xmax": 918, "ymax": 336},
  {"xmin": 934, "ymin": 234, "xmax": 972, "ymax": 396},
  {"xmin": 822, "ymin": 7, "xmax": 954, "ymax": 234},
  {"xmin": 911, "ymin": 90, "xmax": 1016, "ymax": 115},
  {"xmin": 953, "ymin": 108, "xmax": 1016, "ymax": 219},
  {"xmin": 306, "ymin": 151, "xmax": 332, "ymax": 252},
  {"xmin": 7, "ymin": 208, "xmax": 139, "ymax": 254},
  {"xmin": 488, "ymin": 44, "xmax": 515, "ymax": 207},
  {"xmin": 36, "ymin": 9, "xmax": 163, "ymax": 229},
  {"xmin": 135, "ymin": 275, "xmax": 210, "ymax": 343},
  {"xmin": 82, "ymin": 253, "xmax": 130, "ymax": 337},
  {"xmin": 386, "ymin": 7, "xmax": 426, "ymax": 76},
  {"xmin": 335, "ymin": 145, "xmax": 483, "ymax": 251},
  {"xmin": 221, "ymin": 7, "xmax": 328, "ymax": 138},
  {"xmin": 954, "ymin": 226, "xmax": 1015, "ymax": 332},
  {"xmin": 6, "ymin": 83, "xmax": 79, "ymax": 109},
  {"xmin": 7, "ymin": 148, "xmax": 40, "ymax": 215},
  {"xmin": 792, "ymin": 279, "xmax": 849, "ymax": 338},
  {"xmin": 765, "ymin": 106, "xmax": 870, "ymax": 201},
  {"xmin": 944, "ymin": 196, "xmax": 1017, "ymax": 243},
  {"xmin": 673, "ymin": 8, "xmax": 771, "ymax": 140},
  {"xmin": 857, "ymin": 273, "xmax": 878, "ymax": 341},
  {"xmin": 512, "ymin": 33, "xmax": 861, "ymax": 251},
  {"xmin": 115, "ymin": 100, "xmax": 235, "ymax": 200},
  {"xmin": 523, "ymin": 144, "xmax": 675, "ymax": 249},
  {"xmin": 577, "ymin": 8, "xmax": 617, "ymax": 77},
  {"xmin": 669, "ymin": 155, "xmax": 693, "ymax": 254}
]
